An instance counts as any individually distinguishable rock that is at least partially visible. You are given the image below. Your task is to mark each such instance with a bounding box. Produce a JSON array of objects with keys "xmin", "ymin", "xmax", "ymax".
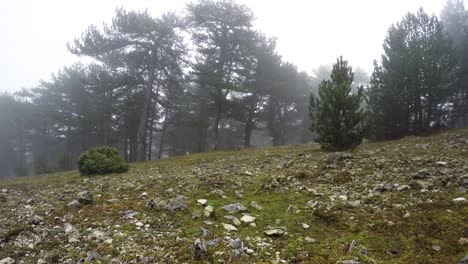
[
  {"xmin": 86, "ymin": 251, "xmax": 98, "ymax": 262},
  {"xmin": 336, "ymin": 260, "xmax": 361, "ymax": 264},
  {"xmin": 163, "ymin": 195, "xmax": 187, "ymax": 211},
  {"xmin": 200, "ymin": 227, "xmax": 210, "ymax": 237},
  {"xmin": 432, "ymin": 245, "xmax": 441, "ymax": 252},
  {"xmin": 264, "ymin": 227, "xmax": 286, "ymax": 237},
  {"xmin": 302, "ymin": 223, "xmax": 310, "ymax": 229},
  {"xmin": 249, "ymin": 201, "xmax": 263, "ymax": 210},
  {"xmin": 0, "ymin": 257, "xmax": 15, "ymax": 264},
  {"xmin": 135, "ymin": 221, "xmax": 144, "ymax": 227},
  {"xmin": 338, "ymin": 195, "xmax": 348, "ymax": 201},
  {"xmin": 304, "ymin": 237, "xmax": 316, "ymax": 243},
  {"xmin": 409, "ymin": 179, "xmax": 429, "ymax": 190},
  {"xmin": 1, "ymin": 189, "xmax": 7, "ymax": 194},
  {"xmin": 64, "ymin": 223, "xmax": 74, "ymax": 234},
  {"xmin": 204, "ymin": 206, "xmax": 215, "ymax": 217},
  {"xmin": 359, "ymin": 246, "xmax": 368, "ymax": 256},
  {"xmin": 192, "ymin": 238, "xmax": 208, "ymax": 260},
  {"xmin": 347, "ymin": 200, "xmax": 361, "ymax": 207},
  {"xmin": 397, "ymin": 185, "xmax": 411, "ymax": 191},
  {"xmin": 120, "ymin": 210, "xmax": 140, "ymax": 220},
  {"xmin": 146, "ymin": 200, "xmax": 156, "ymax": 209},
  {"xmin": 31, "ymin": 215, "xmax": 43, "ymax": 225},
  {"xmin": 459, "ymin": 255, "xmax": 468, "ymax": 264},
  {"xmin": 68, "ymin": 200, "xmax": 82, "ymax": 209},
  {"xmin": 229, "ymin": 238, "xmax": 243, "ymax": 249},
  {"xmin": 197, "ymin": 199, "xmax": 208, "ymax": 206},
  {"xmin": 222, "ymin": 203, "xmax": 247, "ymax": 213},
  {"xmin": 232, "ymin": 217, "xmax": 241, "ymax": 226},
  {"xmin": 246, "ymin": 248, "xmax": 254, "ymax": 254},
  {"xmin": 240, "ymin": 215, "xmax": 256, "ymax": 224},
  {"xmin": 223, "ymin": 223, "xmax": 238, "ymax": 232},
  {"xmin": 459, "ymin": 237, "xmax": 468, "ymax": 246},
  {"xmin": 26, "ymin": 198, "xmax": 35, "ymax": 204},
  {"xmin": 139, "ymin": 192, "xmax": 148, "ymax": 199},
  {"xmin": 412, "ymin": 169, "xmax": 431, "ymax": 180},
  {"xmin": 77, "ymin": 191, "xmax": 93, "ymax": 205},
  {"xmin": 453, "ymin": 197, "xmax": 467, "ymax": 204},
  {"xmin": 436, "ymin": 161, "xmax": 448, "ymax": 166}
]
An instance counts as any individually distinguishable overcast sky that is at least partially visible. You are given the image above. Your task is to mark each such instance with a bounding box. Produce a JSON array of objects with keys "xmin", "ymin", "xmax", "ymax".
[{"xmin": 0, "ymin": 0, "xmax": 463, "ymax": 93}]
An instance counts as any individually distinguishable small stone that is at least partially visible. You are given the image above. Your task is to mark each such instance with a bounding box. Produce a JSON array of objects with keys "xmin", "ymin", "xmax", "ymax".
[
  {"xmin": 246, "ymin": 248, "xmax": 254, "ymax": 254},
  {"xmin": 135, "ymin": 221, "xmax": 144, "ymax": 227},
  {"xmin": 64, "ymin": 223, "xmax": 74, "ymax": 234},
  {"xmin": 301, "ymin": 223, "xmax": 310, "ymax": 229},
  {"xmin": 337, "ymin": 260, "xmax": 361, "ymax": 264},
  {"xmin": 26, "ymin": 198, "xmax": 34, "ymax": 205},
  {"xmin": 104, "ymin": 238, "xmax": 113, "ymax": 244},
  {"xmin": 240, "ymin": 215, "xmax": 256, "ymax": 224},
  {"xmin": 197, "ymin": 199, "xmax": 208, "ymax": 206},
  {"xmin": 68, "ymin": 200, "xmax": 82, "ymax": 209},
  {"xmin": 204, "ymin": 206, "xmax": 214, "ymax": 217},
  {"xmin": 435, "ymin": 161, "xmax": 447, "ymax": 166},
  {"xmin": 222, "ymin": 203, "xmax": 247, "ymax": 213},
  {"xmin": 68, "ymin": 237, "xmax": 79, "ymax": 243},
  {"xmin": 347, "ymin": 200, "xmax": 361, "ymax": 207},
  {"xmin": 453, "ymin": 197, "xmax": 467, "ymax": 204},
  {"xmin": 223, "ymin": 223, "xmax": 238, "ymax": 232},
  {"xmin": 163, "ymin": 195, "xmax": 187, "ymax": 211},
  {"xmin": 304, "ymin": 237, "xmax": 316, "ymax": 243},
  {"xmin": 338, "ymin": 195, "xmax": 348, "ymax": 201},
  {"xmin": 264, "ymin": 227, "xmax": 286, "ymax": 237},
  {"xmin": 229, "ymin": 238, "xmax": 243, "ymax": 249},
  {"xmin": 397, "ymin": 185, "xmax": 410, "ymax": 191},
  {"xmin": 432, "ymin": 245, "xmax": 441, "ymax": 252},
  {"xmin": 0, "ymin": 257, "xmax": 15, "ymax": 264},
  {"xmin": 1, "ymin": 189, "xmax": 7, "ymax": 194},
  {"xmin": 77, "ymin": 191, "xmax": 93, "ymax": 205},
  {"xmin": 31, "ymin": 215, "xmax": 43, "ymax": 225},
  {"xmin": 459, "ymin": 237, "xmax": 468, "ymax": 246},
  {"xmin": 403, "ymin": 212, "xmax": 411, "ymax": 218},
  {"xmin": 249, "ymin": 201, "xmax": 263, "ymax": 210},
  {"xmin": 139, "ymin": 192, "xmax": 148, "ymax": 199},
  {"xmin": 232, "ymin": 217, "xmax": 241, "ymax": 226}
]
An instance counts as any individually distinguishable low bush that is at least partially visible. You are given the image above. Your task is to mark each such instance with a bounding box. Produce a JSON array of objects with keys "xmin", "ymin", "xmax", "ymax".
[{"xmin": 78, "ymin": 146, "xmax": 129, "ymax": 175}]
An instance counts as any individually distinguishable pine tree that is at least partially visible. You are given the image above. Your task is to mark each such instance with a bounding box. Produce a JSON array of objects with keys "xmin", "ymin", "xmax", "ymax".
[{"xmin": 309, "ymin": 57, "xmax": 367, "ymax": 150}]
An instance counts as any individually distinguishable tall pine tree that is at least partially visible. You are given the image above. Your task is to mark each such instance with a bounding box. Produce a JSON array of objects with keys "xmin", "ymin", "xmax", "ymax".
[{"xmin": 309, "ymin": 57, "xmax": 367, "ymax": 150}]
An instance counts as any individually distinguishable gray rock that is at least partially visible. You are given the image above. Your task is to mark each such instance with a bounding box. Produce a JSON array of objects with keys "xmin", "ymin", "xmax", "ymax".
[
  {"xmin": 163, "ymin": 195, "xmax": 187, "ymax": 211},
  {"xmin": 453, "ymin": 197, "xmax": 467, "ymax": 204},
  {"xmin": 77, "ymin": 191, "xmax": 93, "ymax": 205},
  {"xmin": 304, "ymin": 237, "xmax": 316, "ymax": 243},
  {"xmin": 229, "ymin": 238, "xmax": 243, "ymax": 249},
  {"xmin": 397, "ymin": 185, "xmax": 411, "ymax": 191},
  {"xmin": 192, "ymin": 238, "xmax": 208, "ymax": 260},
  {"xmin": 199, "ymin": 227, "xmax": 210, "ymax": 237},
  {"xmin": 120, "ymin": 210, "xmax": 140, "ymax": 220},
  {"xmin": 264, "ymin": 227, "xmax": 286, "ymax": 237},
  {"xmin": 412, "ymin": 169, "xmax": 431, "ymax": 180},
  {"xmin": 31, "ymin": 215, "xmax": 43, "ymax": 225},
  {"xmin": 86, "ymin": 251, "xmax": 98, "ymax": 262},
  {"xmin": 64, "ymin": 223, "xmax": 74, "ymax": 234},
  {"xmin": 223, "ymin": 203, "xmax": 247, "ymax": 213},
  {"xmin": 67, "ymin": 200, "xmax": 82, "ymax": 209},
  {"xmin": 0, "ymin": 257, "xmax": 15, "ymax": 264},
  {"xmin": 459, "ymin": 255, "xmax": 468, "ymax": 264},
  {"xmin": 336, "ymin": 260, "xmax": 361, "ymax": 264},
  {"xmin": 432, "ymin": 245, "xmax": 441, "ymax": 252}
]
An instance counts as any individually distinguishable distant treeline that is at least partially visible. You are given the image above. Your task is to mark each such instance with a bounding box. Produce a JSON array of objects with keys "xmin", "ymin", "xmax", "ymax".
[{"xmin": 1, "ymin": 0, "xmax": 467, "ymax": 178}]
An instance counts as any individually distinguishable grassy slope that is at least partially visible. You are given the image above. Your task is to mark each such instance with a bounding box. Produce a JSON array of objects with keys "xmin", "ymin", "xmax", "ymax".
[{"xmin": 0, "ymin": 130, "xmax": 467, "ymax": 263}]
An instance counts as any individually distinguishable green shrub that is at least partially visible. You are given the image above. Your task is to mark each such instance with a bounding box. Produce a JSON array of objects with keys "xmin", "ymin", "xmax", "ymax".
[{"xmin": 78, "ymin": 146, "xmax": 129, "ymax": 175}]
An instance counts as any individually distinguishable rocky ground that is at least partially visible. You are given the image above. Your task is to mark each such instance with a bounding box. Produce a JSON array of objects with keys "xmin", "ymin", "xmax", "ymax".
[{"xmin": 1, "ymin": 130, "xmax": 468, "ymax": 264}]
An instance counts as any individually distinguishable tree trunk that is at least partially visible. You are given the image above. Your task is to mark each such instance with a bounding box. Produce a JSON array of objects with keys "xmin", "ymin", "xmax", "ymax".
[
  {"xmin": 213, "ymin": 98, "xmax": 222, "ymax": 150},
  {"xmin": 243, "ymin": 93, "xmax": 257, "ymax": 148},
  {"xmin": 158, "ymin": 108, "xmax": 169, "ymax": 159},
  {"xmin": 137, "ymin": 63, "xmax": 155, "ymax": 161}
]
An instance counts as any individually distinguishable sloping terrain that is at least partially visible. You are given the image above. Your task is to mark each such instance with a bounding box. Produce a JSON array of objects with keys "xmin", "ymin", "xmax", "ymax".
[{"xmin": 0, "ymin": 130, "xmax": 467, "ymax": 264}]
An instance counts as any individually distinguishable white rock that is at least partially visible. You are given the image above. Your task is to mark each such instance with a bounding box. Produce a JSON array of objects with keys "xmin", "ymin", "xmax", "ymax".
[
  {"xmin": 223, "ymin": 223, "xmax": 238, "ymax": 232},
  {"xmin": 453, "ymin": 197, "xmax": 467, "ymax": 203},
  {"xmin": 135, "ymin": 221, "xmax": 144, "ymax": 227},
  {"xmin": 246, "ymin": 248, "xmax": 255, "ymax": 254},
  {"xmin": 338, "ymin": 195, "xmax": 348, "ymax": 201},
  {"xmin": 64, "ymin": 223, "xmax": 74, "ymax": 234},
  {"xmin": 197, "ymin": 199, "xmax": 208, "ymax": 206},
  {"xmin": 0, "ymin": 257, "xmax": 14, "ymax": 264},
  {"xmin": 240, "ymin": 215, "xmax": 256, "ymax": 224},
  {"xmin": 305, "ymin": 237, "xmax": 316, "ymax": 243},
  {"xmin": 301, "ymin": 223, "xmax": 310, "ymax": 229}
]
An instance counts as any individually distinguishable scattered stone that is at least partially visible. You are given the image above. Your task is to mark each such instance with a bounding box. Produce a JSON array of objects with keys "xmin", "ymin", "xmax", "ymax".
[
  {"xmin": 197, "ymin": 199, "xmax": 208, "ymax": 206},
  {"xmin": 200, "ymin": 227, "xmax": 210, "ymax": 237},
  {"xmin": 107, "ymin": 198, "xmax": 119, "ymax": 203},
  {"xmin": 249, "ymin": 201, "xmax": 263, "ymax": 210},
  {"xmin": 435, "ymin": 161, "xmax": 448, "ymax": 166},
  {"xmin": 397, "ymin": 185, "xmax": 411, "ymax": 191},
  {"xmin": 453, "ymin": 197, "xmax": 467, "ymax": 204},
  {"xmin": 204, "ymin": 206, "xmax": 215, "ymax": 217},
  {"xmin": 459, "ymin": 255, "xmax": 468, "ymax": 264},
  {"xmin": 77, "ymin": 191, "xmax": 93, "ymax": 205},
  {"xmin": 223, "ymin": 203, "xmax": 247, "ymax": 213},
  {"xmin": 64, "ymin": 223, "xmax": 74, "ymax": 234},
  {"xmin": 68, "ymin": 200, "xmax": 82, "ymax": 209},
  {"xmin": 139, "ymin": 192, "xmax": 148, "ymax": 199},
  {"xmin": 229, "ymin": 238, "xmax": 243, "ymax": 249},
  {"xmin": 240, "ymin": 215, "xmax": 256, "ymax": 224},
  {"xmin": 305, "ymin": 237, "xmax": 316, "ymax": 243},
  {"xmin": 135, "ymin": 221, "xmax": 144, "ymax": 227},
  {"xmin": 359, "ymin": 246, "xmax": 368, "ymax": 256},
  {"xmin": 163, "ymin": 195, "xmax": 187, "ymax": 211},
  {"xmin": 412, "ymin": 169, "xmax": 431, "ymax": 180},
  {"xmin": 31, "ymin": 215, "xmax": 44, "ymax": 225},
  {"xmin": 459, "ymin": 237, "xmax": 468, "ymax": 246},
  {"xmin": 264, "ymin": 227, "xmax": 286, "ymax": 237},
  {"xmin": 86, "ymin": 251, "xmax": 98, "ymax": 262},
  {"xmin": 146, "ymin": 200, "xmax": 156, "ymax": 209},
  {"xmin": 338, "ymin": 195, "xmax": 348, "ymax": 201},
  {"xmin": 223, "ymin": 223, "xmax": 238, "ymax": 232},
  {"xmin": 302, "ymin": 223, "xmax": 310, "ymax": 229},
  {"xmin": 337, "ymin": 260, "xmax": 361, "ymax": 264},
  {"xmin": 0, "ymin": 257, "xmax": 15, "ymax": 264},
  {"xmin": 246, "ymin": 248, "xmax": 255, "ymax": 254},
  {"xmin": 347, "ymin": 200, "xmax": 361, "ymax": 207},
  {"xmin": 120, "ymin": 210, "xmax": 140, "ymax": 220},
  {"xmin": 432, "ymin": 245, "xmax": 441, "ymax": 252},
  {"xmin": 1, "ymin": 189, "xmax": 7, "ymax": 194},
  {"xmin": 26, "ymin": 198, "xmax": 34, "ymax": 205},
  {"xmin": 192, "ymin": 238, "xmax": 208, "ymax": 260}
]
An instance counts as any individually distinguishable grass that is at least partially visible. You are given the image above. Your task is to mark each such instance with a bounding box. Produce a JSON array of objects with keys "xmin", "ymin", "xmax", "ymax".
[{"xmin": 0, "ymin": 130, "xmax": 468, "ymax": 263}]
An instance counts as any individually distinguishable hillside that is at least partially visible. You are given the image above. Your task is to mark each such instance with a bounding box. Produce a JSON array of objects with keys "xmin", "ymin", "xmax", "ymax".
[{"xmin": 1, "ymin": 130, "xmax": 468, "ymax": 264}]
